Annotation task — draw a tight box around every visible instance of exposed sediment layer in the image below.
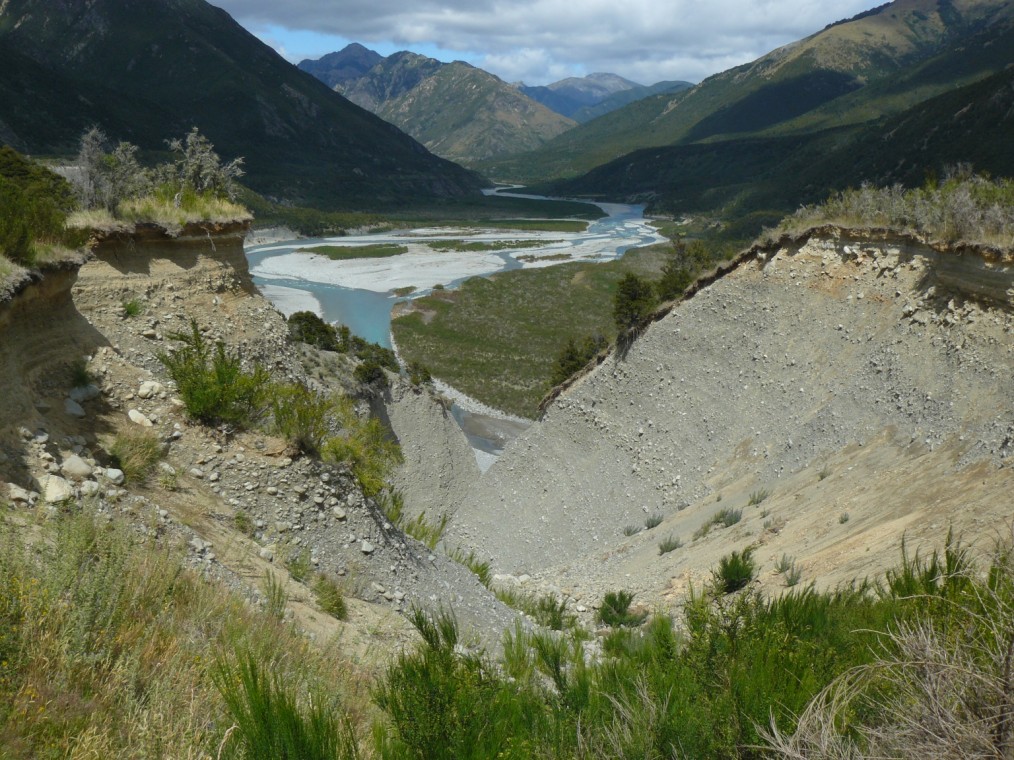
[449,230,1014,586]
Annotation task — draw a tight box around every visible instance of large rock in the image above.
[128,409,154,427]
[42,475,74,503]
[64,398,86,418]
[61,455,93,480]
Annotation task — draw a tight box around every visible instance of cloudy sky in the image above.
[214,0,884,86]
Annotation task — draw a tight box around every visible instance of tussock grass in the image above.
[117,190,251,230]
[0,512,366,758]
[658,535,683,555]
[109,427,164,484]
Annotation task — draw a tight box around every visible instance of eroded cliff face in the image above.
[1,221,517,651]
[447,229,1014,607]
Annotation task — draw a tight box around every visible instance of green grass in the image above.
[714,548,757,593]
[297,243,409,260]
[392,245,668,418]
[312,574,349,621]
[0,510,367,758]
[428,239,560,252]
[597,590,648,628]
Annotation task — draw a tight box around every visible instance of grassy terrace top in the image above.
[764,172,1014,253]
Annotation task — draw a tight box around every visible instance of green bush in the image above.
[407,360,432,386]
[285,549,312,584]
[324,399,401,497]
[613,272,656,333]
[312,574,348,621]
[157,319,271,427]
[658,535,683,555]
[272,383,335,456]
[644,513,663,530]
[714,548,756,594]
[374,533,1008,760]
[374,608,551,760]
[214,650,358,760]
[446,546,493,588]
[354,360,389,389]
[549,333,607,386]
[288,311,341,351]
[598,590,648,628]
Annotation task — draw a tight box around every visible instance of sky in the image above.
[213,0,885,86]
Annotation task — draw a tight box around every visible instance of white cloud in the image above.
[216,0,882,84]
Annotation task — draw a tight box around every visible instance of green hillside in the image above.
[539,62,1014,235]
[481,0,1014,184]
[0,0,484,209]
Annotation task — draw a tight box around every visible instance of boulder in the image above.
[128,409,154,427]
[42,475,74,503]
[61,455,93,480]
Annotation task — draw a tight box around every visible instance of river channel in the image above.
[245,191,665,466]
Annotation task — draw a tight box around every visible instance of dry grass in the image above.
[763,532,1014,759]
[768,171,1014,251]
[118,194,251,229]
[0,256,29,299]
[0,510,370,759]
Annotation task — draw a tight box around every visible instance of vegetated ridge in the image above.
[482,0,1014,201]
[0,0,484,208]
[300,47,576,165]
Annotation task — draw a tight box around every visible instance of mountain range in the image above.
[483,0,1014,226]
[0,0,483,208]
[297,47,693,164]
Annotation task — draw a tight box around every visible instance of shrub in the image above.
[714,548,756,594]
[213,650,358,760]
[69,357,94,388]
[550,333,608,386]
[351,339,398,372]
[285,549,312,583]
[622,524,640,537]
[839,511,850,524]
[380,492,450,549]
[158,319,271,427]
[324,398,401,497]
[353,360,389,389]
[446,546,493,588]
[407,360,432,386]
[716,507,743,527]
[312,574,348,621]
[234,510,255,536]
[109,428,164,484]
[261,571,287,620]
[644,513,663,530]
[748,489,770,506]
[287,311,340,351]
[271,383,335,456]
[122,298,143,318]
[598,590,648,628]
[658,535,683,555]
[613,272,656,332]
[817,465,832,481]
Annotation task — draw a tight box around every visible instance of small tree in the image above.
[157,127,244,203]
[613,273,656,333]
